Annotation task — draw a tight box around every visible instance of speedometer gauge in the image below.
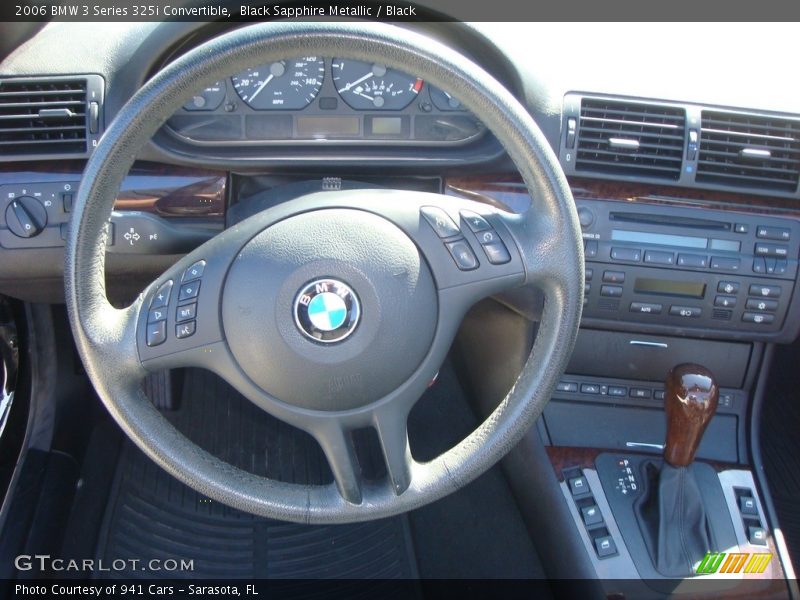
[332,59,422,110]
[231,57,325,110]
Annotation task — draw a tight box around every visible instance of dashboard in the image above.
[168,56,484,146]
[1,20,799,333]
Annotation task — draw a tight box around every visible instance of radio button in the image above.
[630,302,663,314]
[775,259,788,275]
[734,223,749,234]
[746,298,778,312]
[677,254,709,268]
[602,270,625,284]
[742,312,775,325]
[585,268,593,281]
[757,226,790,241]
[600,285,623,297]
[717,281,740,294]
[710,257,741,271]
[754,243,789,258]
[748,284,781,298]
[753,257,766,274]
[669,305,702,318]
[610,247,641,262]
[584,240,598,258]
[714,295,737,309]
[644,250,675,265]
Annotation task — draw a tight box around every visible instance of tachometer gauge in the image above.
[182,81,226,111]
[429,86,465,111]
[231,57,325,110]
[332,59,422,110]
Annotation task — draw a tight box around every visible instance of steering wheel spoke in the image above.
[313,422,364,505]
[373,406,414,496]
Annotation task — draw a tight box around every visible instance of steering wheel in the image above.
[65,22,583,523]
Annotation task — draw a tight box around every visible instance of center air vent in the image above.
[0,75,103,161]
[575,98,686,180]
[696,111,800,193]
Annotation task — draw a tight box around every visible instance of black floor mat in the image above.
[92,369,418,581]
[64,364,546,582]
[761,342,800,570]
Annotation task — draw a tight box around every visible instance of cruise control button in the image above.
[669,305,702,318]
[176,302,197,323]
[481,241,511,265]
[150,280,173,310]
[147,308,167,324]
[176,321,196,339]
[742,312,774,325]
[445,240,479,270]
[748,284,781,298]
[146,321,167,347]
[745,298,778,312]
[182,259,206,282]
[459,210,492,233]
[421,206,460,238]
[178,281,201,302]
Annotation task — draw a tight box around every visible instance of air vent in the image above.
[575,98,686,180]
[696,111,800,193]
[0,75,103,161]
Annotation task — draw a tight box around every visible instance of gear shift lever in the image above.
[664,364,719,467]
[635,363,720,577]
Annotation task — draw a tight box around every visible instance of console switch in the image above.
[594,535,618,558]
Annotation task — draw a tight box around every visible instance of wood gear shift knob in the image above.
[663,363,719,467]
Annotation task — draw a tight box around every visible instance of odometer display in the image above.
[232,57,325,110]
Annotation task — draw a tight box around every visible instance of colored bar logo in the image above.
[696,552,772,574]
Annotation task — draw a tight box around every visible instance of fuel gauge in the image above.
[429,86,465,111]
[183,81,226,111]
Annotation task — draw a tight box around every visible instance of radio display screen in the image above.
[634,278,706,299]
[611,229,741,253]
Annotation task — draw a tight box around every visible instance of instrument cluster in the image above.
[166,56,484,146]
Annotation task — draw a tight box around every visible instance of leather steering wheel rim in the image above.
[65,21,583,524]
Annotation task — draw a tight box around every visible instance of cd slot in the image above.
[609,211,731,231]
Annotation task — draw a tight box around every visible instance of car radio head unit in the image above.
[577,199,800,341]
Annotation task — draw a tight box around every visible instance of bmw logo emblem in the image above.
[294,278,361,343]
